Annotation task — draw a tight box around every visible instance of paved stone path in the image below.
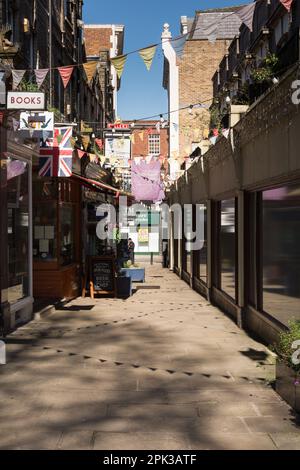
[0,263,299,450]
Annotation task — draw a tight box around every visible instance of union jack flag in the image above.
[39,126,73,177]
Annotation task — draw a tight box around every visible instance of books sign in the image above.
[7,92,45,110]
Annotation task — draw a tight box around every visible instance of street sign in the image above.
[7,92,45,110]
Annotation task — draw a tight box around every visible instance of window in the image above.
[262,184,300,325]
[60,205,75,266]
[274,13,289,45]
[148,134,160,155]
[220,199,237,300]
[7,158,30,304]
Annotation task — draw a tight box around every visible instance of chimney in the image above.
[181,16,188,35]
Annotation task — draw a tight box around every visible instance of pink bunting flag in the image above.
[12,70,26,90]
[77,149,86,159]
[35,69,49,89]
[280,0,293,12]
[58,66,74,89]
[95,138,103,150]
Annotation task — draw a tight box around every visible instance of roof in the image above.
[189,10,243,40]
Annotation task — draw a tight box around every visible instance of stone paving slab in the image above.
[0,262,299,450]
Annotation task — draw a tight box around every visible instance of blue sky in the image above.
[83,0,245,120]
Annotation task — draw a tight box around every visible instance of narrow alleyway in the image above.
[0,262,299,450]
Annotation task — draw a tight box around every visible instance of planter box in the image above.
[276,361,300,413]
[120,268,145,283]
[116,276,132,299]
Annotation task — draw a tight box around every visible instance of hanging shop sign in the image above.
[7,92,45,110]
[88,256,116,298]
[108,123,130,129]
[105,135,131,167]
[19,111,54,132]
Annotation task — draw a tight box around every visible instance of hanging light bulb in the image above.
[160,114,165,124]
[131,122,135,128]
[91,133,95,139]
[189,105,193,115]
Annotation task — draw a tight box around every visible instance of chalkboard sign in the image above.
[89,256,116,298]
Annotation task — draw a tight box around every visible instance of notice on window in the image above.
[39,239,49,253]
[45,226,55,240]
[34,226,45,240]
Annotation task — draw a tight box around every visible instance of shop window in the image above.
[7,158,30,304]
[60,205,75,266]
[220,199,237,300]
[199,204,208,283]
[33,202,57,261]
[262,184,300,325]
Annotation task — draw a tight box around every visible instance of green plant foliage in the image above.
[274,321,300,372]
[19,79,39,92]
[47,106,64,122]
[251,54,279,84]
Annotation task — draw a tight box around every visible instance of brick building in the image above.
[128,121,169,159]
[84,24,125,126]
[162,7,242,179]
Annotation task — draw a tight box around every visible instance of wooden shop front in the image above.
[32,175,81,299]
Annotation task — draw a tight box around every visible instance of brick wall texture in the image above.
[129,122,169,158]
[179,39,230,156]
[84,27,112,56]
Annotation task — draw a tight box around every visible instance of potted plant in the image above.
[274,321,300,412]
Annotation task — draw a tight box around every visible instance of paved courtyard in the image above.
[0,263,299,450]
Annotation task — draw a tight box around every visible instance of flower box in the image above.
[120,268,145,283]
[276,361,300,413]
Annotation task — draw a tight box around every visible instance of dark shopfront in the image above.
[0,114,35,333]
[168,67,300,345]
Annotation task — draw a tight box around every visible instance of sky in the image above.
[83,0,246,121]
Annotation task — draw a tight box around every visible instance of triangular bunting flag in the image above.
[35,69,49,89]
[280,0,293,12]
[130,134,135,145]
[12,70,26,90]
[77,149,86,159]
[138,131,144,142]
[82,135,90,151]
[95,138,103,150]
[171,34,188,59]
[83,61,98,83]
[58,66,74,88]
[156,122,161,134]
[111,55,127,79]
[222,129,230,139]
[139,45,157,71]
[236,2,256,32]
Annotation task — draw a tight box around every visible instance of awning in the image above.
[72,173,133,199]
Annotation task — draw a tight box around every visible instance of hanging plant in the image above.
[251,53,279,84]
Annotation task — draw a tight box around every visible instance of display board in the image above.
[87,256,116,298]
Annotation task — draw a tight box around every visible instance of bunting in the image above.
[77,149,86,159]
[12,70,26,90]
[35,69,49,89]
[83,61,98,83]
[280,0,293,12]
[95,138,103,150]
[236,2,256,32]
[58,66,74,88]
[138,131,144,142]
[111,55,127,79]
[130,134,135,145]
[171,34,188,59]
[81,135,90,151]
[139,45,157,71]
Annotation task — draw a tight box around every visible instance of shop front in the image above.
[32,175,81,299]
[1,115,35,333]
